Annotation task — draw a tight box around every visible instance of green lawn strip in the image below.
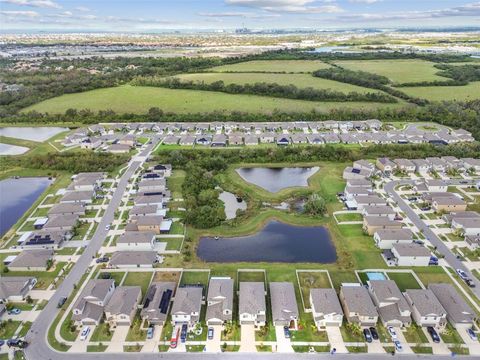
[238,271,265,283]
[386,272,421,291]
[55,247,77,255]
[90,322,113,342]
[209,60,332,73]
[99,271,125,286]
[297,271,331,308]
[440,323,464,344]
[186,345,205,352]
[402,324,428,343]
[87,344,108,352]
[256,345,272,352]
[166,169,186,199]
[60,312,79,342]
[180,271,210,286]
[345,346,367,353]
[122,272,152,296]
[123,344,142,352]
[448,345,469,355]
[335,213,363,222]
[162,237,183,251]
[340,322,364,343]
[126,310,146,342]
[411,346,433,354]
[0,320,22,338]
[169,221,184,235]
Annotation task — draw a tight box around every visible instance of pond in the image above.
[236,167,319,193]
[0,127,68,142]
[219,191,247,220]
[0,177,53,237]
[197,220,336,263]
[0,143,29,155]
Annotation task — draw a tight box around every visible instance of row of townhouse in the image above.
[376,156,480,175]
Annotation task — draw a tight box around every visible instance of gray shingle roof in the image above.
[206,278,234,322]
[105,286,141,315]
[404,289,446,317]
[109,251,157,266]
[341,285,378,317]
[428,283,476,325]
[239,282,265,316]
[8,249,53,269]
[310,288,343,316]
[171,287,203,315]
[269,282,299,323]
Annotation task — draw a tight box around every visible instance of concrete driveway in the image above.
[168,325,186,353]
[69,325,95,353]
[205,325,222,353]
[458,327,480,354]
[421,327,450,355]
[396,328,413,354]
[239,324,257,352]
[105,325,129,353]
[274,326,293,353]
[141,325,162,353]
[325,326,348,353]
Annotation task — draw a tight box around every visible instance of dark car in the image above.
[369,327,379,340]
[7,338,28,349]
[283,326,290,339]
[427,326,440,343]
[57,296,67,308]
[0,340,4,347]
[96,256,109,264]
[466,279,476,288]
[363,328,373,343]
[100,273,112,279]
[180,324,188,343]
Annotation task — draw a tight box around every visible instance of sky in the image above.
[0,0,479,32]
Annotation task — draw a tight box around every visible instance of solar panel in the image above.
[352,168,361,174]
[159,289,172,314]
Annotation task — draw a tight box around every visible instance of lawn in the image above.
[180,271,210,287]
[171,72,385,95]
[163,237,183,251]
[23,85,405,115]
[401,81,480,102]
[126,311,146,342]
[209,60,332,73]
[0,320,22,338]
[334,59,445,84]
[122,272,152,296]
[90,322,113,342]
[166,169,185,199]
[386,272,421,291]
[403,324,428,343]
[297,271,332,308]
[335,212,363,222]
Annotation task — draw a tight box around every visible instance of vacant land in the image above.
[334,59,445,84]
[24,85,404,114]
[209,60,331,73]
[401,81,480,101]
[172,72,384,95]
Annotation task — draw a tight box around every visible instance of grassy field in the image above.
[401,81,480,101]
[23,85,405,115]
[171,72,383,95]
[209,60,331,73]
[334,59,445,84]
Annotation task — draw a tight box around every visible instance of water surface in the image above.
[236,167,319,193]
[197,220,336,263]
[0,127,68,141]
[0,143,29,155]
[0,177,52,236]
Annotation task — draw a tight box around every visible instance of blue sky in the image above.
[0,0,479,32]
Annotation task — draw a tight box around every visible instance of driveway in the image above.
[239,324,257,352]
[457,327,480,354]
[168,325,186,353]
[105,325,129,353]
[274,326,293,353]
[69,325,95,353]
[396,328,413,354]
[325,326,348,353]
[421,327,450,355]
[141,325,162,353]
[205,325,222,353]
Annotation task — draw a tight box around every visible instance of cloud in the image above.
[197,11,280,18]
[0,10,39,17]
[225,0,342,13]
[75,6,90,12]
[0,0,61,9]
[349,0,381,4]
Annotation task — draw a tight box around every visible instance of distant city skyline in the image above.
[0,0,479,32]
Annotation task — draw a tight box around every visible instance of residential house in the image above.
[363,216,403,236]
[206,277,234,325]
[129,205,163,218]
[109,251,158,268]
[432,196,467,213]
[72,279,115,325]
[362,206,396,220]
[270,282,299,329]
[310,288,343,329]
[391,243,431,266]
[43,214,79,232]
[451,218,480,237]
[368,280,411,327]
[211,134,227,147]
[411,159,431,173]
[116,232,156,251]
[465,235,480,250]
[376,157,397,173]
[342,167,372,181]
[104,286,142,327]
[352,160,375,173]
[393,159,416,173]
[171,287,203,330]
[239,282,266,328]
[403,289,447,329]
[353,196,387,211]
[60,190,94,204]
[47,203,85,216]
[107,143,131,154]
[425,179,447,192]
[141,282,176,325]
[373,228,414,249]
[339,285,378,326]
[7,249,53,271]
[0,277,37,303]
[346,179,372,188]
[20,230,68,250]
[244,135,258,146]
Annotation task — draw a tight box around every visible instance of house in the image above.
[363,216,403,236]
[426,157,447,172]
[403,289,447,329]
[376,157,396,173]
[354,196,387,210]
[171,287,203,330]
[129,205,164,218]
[310,288,343,328]
[119,134,136,147]
[362,206,396,220]
[307,135,324,145]
[116,232,156,251]
[239,282,266,328]
[150,164,172,177]
[425,179,447,192]
[321,133,340,144]
[342,167,372,181]
[134,195,165,207]
[339,285,378,326]
[109,251,158,268]
[138,178,166,192]
[259,133,275,143]
[368,280,411,327]
[20,230,68,250]
[141,282,176,325]
[291,134,308,144]
[47,203,85,216]
[72,279,115,325]
[70,172,104,191]
[451,218,480,237]
[270,282,299,329]
[107,143,131,154]
[228,134,243,146]
[393,159,416,173]
[163,135,180,145]
[465,235,480,250]
[432,196,467,213]
[244,135,258,146]
[7,249,53,271]
[373,228,414,249]
[461,158,480,172]
[60,190,94,204]
[391,243,431,266]
[43,214,79,232]
[276,136,290,146]
[196,135,212,146]
[346,179,372,188]
[344,186,371,200]
[352,160,375,173]
[206,277,234,325]
[0,277,37,303]
[428,283,476,329]
[211,134,227,147]
[104,286,142,327]
[412,159,431,173]
[130,215,164,234]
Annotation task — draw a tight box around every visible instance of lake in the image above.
[0,143,29,155]
[0,127,68,141]
[197,220,336,263]
[219,191,247,219]
[0,177,52,237]
[236,167,319,193]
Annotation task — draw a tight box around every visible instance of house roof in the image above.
[374,229,413,241]
[117,232,155,244]
[141,282,176,322]
[341,285,378,317]
[8,249,53,269]
[428,283,475,325]
[310,288,343,316]
[404,289,446,317]
[72,279,114,313]
[368,280,410,313]
[48,203,85,215]
[0,277,35,299]
[105,286,141,315]
[61,190,94,202]
[171,287,203,315]
[129,205,158,216]
[110,251,157,266]
[392,243,431,257]
[363,206,395,215]
[364,216,402,227]
[269,282,299,322]
[206,277,234,322]
[239,282,266,316]
[44,214,79,229]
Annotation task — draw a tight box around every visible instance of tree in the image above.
[303,193,327,216]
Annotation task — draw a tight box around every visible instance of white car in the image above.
[387,326,397,339]
[80,326,91,341]
[456,269,469,281]
[105,224,110,231]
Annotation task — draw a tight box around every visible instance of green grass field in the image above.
[334,59,445,84]
[401,81,480,101]
[23,85,404,114]
[172,72,384,95]
[209,60,331,73]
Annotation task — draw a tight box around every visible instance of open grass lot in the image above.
[172,72,384,95]
[209,60,331,73]
[166,169,185,199]
[334,59,445,84]
[122,272,152,296]
[386,272,421,291]
[180,270,210,286]
[401,81,480,102]
[23,85,405,115]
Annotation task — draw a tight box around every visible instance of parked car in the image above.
[0,340,4,347]
[387,326,397,339]
[7,338,27,349]
[369,327,379,340]
[105,224,110,231]
[466,279,476,288]
[467,328,477,341]
[460,180,469,184]
[283,326,290,339]
[8,308,21,315]
[456,269,469,281]
[57,296,67,308]
[180,324,187,343]
[427,327,440,343]
[363,328,372,343]
[208,327,214,340]
[170,328,180,349]
[100,272,112,279]
[420,207,431,211]
[96,256,109,263]
[80,326,91,341]
[147,326,154,340]
[394,340,403,352]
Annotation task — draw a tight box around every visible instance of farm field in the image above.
[171,72,385,95]
[334,59,446,83]
[209,59,331,73]
[23,85,405,114]
[400,81,480,101]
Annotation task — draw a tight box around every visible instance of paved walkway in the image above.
[274,326,293,353]
[325,326,348,353]
[141,325,162,353]
[239,325,257,352]
[421,328,450,355]
[105,325,130,353]
[205,325,222,353]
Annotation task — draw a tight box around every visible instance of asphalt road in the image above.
[384,179,480,297]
